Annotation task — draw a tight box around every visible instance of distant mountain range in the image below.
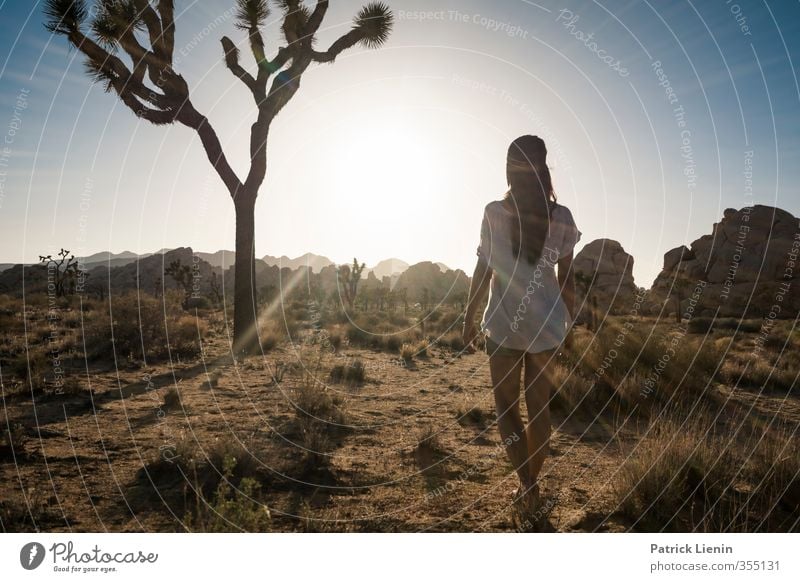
[0,250,449,277]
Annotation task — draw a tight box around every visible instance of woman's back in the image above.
[477,200,581,352]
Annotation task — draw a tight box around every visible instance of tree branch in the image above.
[304,1,329,37]
[310,29,364,63]
[221,36,259,97]
[177,104,244,197]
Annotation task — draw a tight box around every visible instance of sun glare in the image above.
[326,119,450,223]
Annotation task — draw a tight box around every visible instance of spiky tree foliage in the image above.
[44,0,394,353]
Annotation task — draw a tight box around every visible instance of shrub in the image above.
[0,422,27,462]
[184,455,271,532]
[400,343,415,363]
[688,317,714,334]
[162,387,181,409]
[290,362,350,478]
[615,413,739,531]
[84,292,205,362]
[456,405,492,428]
[746,428,800,517]
[413,424,447,470]
[292,382,347,430]
[345,324,370,346]
[329,359,366,386]
[385,335,402,352]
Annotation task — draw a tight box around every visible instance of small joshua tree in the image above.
[164,259,194,309]
[39,248,81,297]
[337,258,365,309]
[209,271,223,306]
[44,0,393,353]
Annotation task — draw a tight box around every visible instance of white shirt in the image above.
[477,200,582,353]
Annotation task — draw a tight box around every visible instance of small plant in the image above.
[292,383,347,430]
[415,424,446,458]
[269,361,287,386]
[456,405,492,428]
[0,422,27,461]
[400,343,415,364]
[162,387,181,410]
[289,359,350,480]
[329,360,366,386]
[184,455,271,532]
[0,486,54,532]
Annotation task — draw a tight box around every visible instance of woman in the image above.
[462,135,581,523]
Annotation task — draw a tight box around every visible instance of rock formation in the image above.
[651,205,799,318]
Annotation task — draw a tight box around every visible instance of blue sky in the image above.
[0,0,799,286]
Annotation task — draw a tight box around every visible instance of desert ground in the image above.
[1,292,798,533]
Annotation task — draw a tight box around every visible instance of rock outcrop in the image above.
[650,205,799,318]
[573,239,639,316]
[393,262,470,305]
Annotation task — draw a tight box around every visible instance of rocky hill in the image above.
[651,205,799,318]
[365,258,409,280]
[261,252,334,273]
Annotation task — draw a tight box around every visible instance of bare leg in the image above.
[489,353,531,489]
[523,349,555,487]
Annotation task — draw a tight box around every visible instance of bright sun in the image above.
[325,119,451,224]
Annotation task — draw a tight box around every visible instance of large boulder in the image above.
[650,205,799,318]
[573,239,639,316]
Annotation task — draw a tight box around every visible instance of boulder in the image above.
[664,245,693,271]
[573,239,638,316]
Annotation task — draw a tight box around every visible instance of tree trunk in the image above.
[233,193,259,354]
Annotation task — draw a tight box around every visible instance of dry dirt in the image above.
[1,336,645,533]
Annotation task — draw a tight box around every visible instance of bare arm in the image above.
[463,256,492,349]
[558,251,576,320]
[557,252,576,349]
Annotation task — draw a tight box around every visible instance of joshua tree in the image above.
[394,287,408,313]
[337,258,365,309]
[44,0,393,352]
[39,249,80,297]
[209,271,223,306]
[164,259,194,309]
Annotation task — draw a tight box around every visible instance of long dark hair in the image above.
[505,135,557,266]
